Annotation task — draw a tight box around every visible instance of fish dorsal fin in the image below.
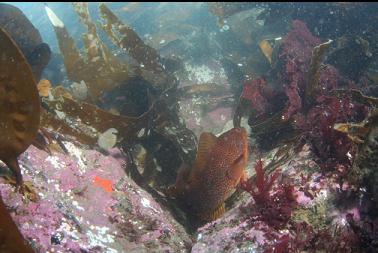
[189,132,217,181]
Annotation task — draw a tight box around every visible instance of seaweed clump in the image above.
[45,3,198,193]
[232,20,378,251]
[45,3,129,103]
[235,20,368,176]
[240,160,297,230]
[208,2,257,24]
[240,160,362,252]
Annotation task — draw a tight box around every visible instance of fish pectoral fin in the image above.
[198,203,225,222]
[226,169,243,186]
[189,132,217,181]
[240,170,248,184]
[226,153,247,184]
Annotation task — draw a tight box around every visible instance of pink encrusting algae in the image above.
[0,142,191,252]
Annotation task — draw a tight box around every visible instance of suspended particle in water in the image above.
[222,24,230,31]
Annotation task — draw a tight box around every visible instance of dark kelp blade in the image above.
[0,27,40,184]
[0,3,51,80]
[42,94,151,147]
[0,196,34,252]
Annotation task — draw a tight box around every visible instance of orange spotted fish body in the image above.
[169,127,248,221]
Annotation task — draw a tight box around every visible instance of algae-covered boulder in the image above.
[0,142,192,252]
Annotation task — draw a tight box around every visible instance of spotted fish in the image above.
[168,127,249,221]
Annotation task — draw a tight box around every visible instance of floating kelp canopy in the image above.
[99,3,165,75]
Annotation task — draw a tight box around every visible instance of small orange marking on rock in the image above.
[93,176,114,193]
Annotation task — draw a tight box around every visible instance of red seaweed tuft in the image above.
[239,19,369,180]
[241,160,297,229]
[241,160,280,205]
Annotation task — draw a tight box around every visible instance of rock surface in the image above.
[0,142,191,253]
[191,145,361,252]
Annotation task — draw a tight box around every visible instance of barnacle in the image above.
[0,27,40,186]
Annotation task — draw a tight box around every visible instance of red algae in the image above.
[240,160,297,230]
[239,19,369,179]
[241,78,275,116]
[239,20,324,123]
[192,144,366,252]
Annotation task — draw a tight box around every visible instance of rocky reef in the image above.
[0,143,191,252]
[1,2,378,253]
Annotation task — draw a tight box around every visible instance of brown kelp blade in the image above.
[305,39,332,108]
[0,27,40,184]
[0,196,34,252]
[46,3,129,102]
[99,3,164,74]
[42,93,152,147]
[208,3,256,22]
[99,3,174,90]
[330,89,378,108]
